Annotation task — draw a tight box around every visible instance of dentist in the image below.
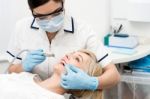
[7,0,120,91]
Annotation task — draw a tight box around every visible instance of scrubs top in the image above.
[7,14,112,79]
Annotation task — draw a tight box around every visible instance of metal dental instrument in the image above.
[44,53,55,57]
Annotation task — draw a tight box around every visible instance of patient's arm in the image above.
[8,64,24,73]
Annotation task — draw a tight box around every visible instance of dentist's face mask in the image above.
[33,6,64,33]
[36,14,64,33]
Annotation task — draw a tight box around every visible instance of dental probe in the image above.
[44,53,55,57]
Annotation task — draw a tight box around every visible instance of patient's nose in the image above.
[66,54,70,60]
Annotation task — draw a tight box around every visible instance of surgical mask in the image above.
[36,14,64,33]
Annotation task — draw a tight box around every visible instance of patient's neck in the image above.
[38,73,66,95]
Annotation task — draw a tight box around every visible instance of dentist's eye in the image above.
[38,16,47,20]
[52,12,61,17]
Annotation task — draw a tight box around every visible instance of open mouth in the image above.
[60,55,68,67]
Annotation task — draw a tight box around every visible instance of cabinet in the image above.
[104,66,150,99]
[112,0,150,22]
[119,72,150,99]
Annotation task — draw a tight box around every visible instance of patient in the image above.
[0,49,102,99]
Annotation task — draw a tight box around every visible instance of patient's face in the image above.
[54,51,91,75]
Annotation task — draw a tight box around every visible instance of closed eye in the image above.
[75,57,80,62]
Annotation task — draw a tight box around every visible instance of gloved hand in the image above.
[60,64,99,91]
[22,49,46,72]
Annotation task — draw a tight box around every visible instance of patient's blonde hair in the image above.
[68,49,103,99]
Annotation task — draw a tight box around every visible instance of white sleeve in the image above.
[84,26,112,68]
[6,21,22,64]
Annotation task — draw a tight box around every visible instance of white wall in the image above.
[0,0,110,53]
[65,0,110,39]
[111,0,150,39]
[0,0,31,53]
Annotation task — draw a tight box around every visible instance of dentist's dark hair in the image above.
[28,0,63,10]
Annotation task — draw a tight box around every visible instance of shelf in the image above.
[109,44,150,64]
[121,73,150,85]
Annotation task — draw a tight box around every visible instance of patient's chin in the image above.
[53,64,65,75]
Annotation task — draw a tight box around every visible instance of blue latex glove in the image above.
[61,64,99,91]
[22,49,46,72]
